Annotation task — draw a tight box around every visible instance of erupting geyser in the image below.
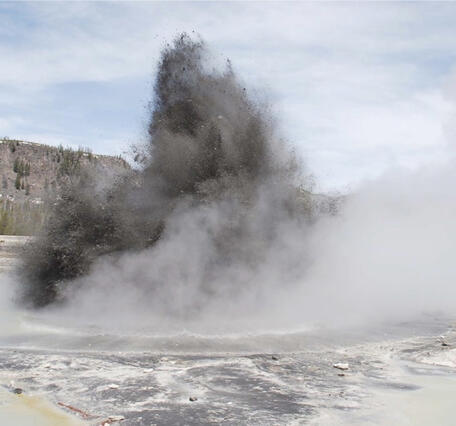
[17,34,317,317]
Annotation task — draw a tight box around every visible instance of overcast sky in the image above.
[1,2,456,192]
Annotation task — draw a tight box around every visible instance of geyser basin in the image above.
[5,30,456,425]
[1,306,455,425]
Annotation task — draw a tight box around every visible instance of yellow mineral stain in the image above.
[0,388,86,426]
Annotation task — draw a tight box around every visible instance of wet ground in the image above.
[1,316,456,425]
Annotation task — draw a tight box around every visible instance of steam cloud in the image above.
[17,34,319,324]
[15,34,456,335]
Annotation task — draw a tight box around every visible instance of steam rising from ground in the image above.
[60,163,456,334]
[16,34,313,325]
[11,34,456,335]
[300,164,456,327]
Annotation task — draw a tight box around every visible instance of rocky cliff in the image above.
[0,139,128,202]
[0,139,129,235]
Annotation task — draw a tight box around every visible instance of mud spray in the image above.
[13,34,456,334]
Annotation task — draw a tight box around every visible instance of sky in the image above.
[1,1,456,192]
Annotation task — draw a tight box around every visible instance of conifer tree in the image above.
[19,160,25,177]
[15,174,21,190]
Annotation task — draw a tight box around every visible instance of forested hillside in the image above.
[0,138,128,235]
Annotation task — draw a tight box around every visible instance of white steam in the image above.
[301,162,456,326]
[42,159,456,335]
